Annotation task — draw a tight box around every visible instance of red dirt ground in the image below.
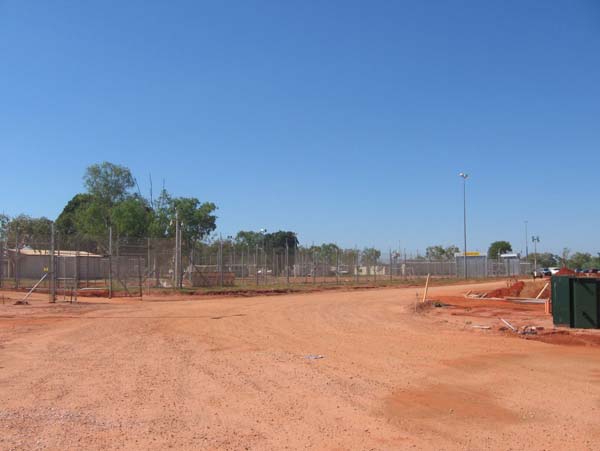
[1,280,600,450]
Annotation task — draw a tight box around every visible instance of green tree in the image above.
[568,252,593,270]
[426,245,459,260]
[235,230,264,249]
[6,215,52,249]
[0,213,9,240]
[84,162,135,205]
[172,197,218,245]
[560,248,571,266]
[235,230,298,250]
[488,241,512,258]
[146,192,217,243]
[74,200,111,238]
[55,193,95,237]
[527,252,558,268]
[425,245,445,260]
[267,231,299,249]
[148,188,172,238]
[111,196,151,238]
[361,247,381,265]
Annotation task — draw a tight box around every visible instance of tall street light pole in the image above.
[459,172,469,279]
[532,236,540,271]
[525,221,529,261]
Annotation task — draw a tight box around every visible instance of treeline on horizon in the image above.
[0,162,597,268]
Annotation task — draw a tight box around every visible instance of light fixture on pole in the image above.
[525,221,529,261]
[459,173,469,278]
[531,236,540,270]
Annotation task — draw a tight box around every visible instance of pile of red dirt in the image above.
[556,267,576,276]
[486,281,525,298]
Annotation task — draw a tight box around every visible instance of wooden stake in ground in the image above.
[536,282,549,299]
[421,273,430,303]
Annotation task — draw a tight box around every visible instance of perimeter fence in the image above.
[0,228,532,298]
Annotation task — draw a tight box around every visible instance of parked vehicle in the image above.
[548,267,560,275]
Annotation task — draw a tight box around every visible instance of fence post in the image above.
[255,244,259,285]
[0,239,4,288]
[174,211,180,289]
[336,248,340,285]
[49,223,56,302]
[138,256,143,299]
[108,226,113,299]
[286,241,289,285]
[75,244,80,299]
[374,256,377,283]
[272,248,276,283]
[240,246,244,281]
[219,238,224,287]
[355,250,359,284]
[14,228,19,289]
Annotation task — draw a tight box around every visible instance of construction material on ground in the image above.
[15,273,48,305]
[304,354,325,360]
[536,283,550,299]
[519,325,540,335]
[464,292,488,299]
[421,274,430,303]
[501,318,517,332]
[504,297,547,304]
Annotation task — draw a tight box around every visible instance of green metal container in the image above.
[572,278,600,329]
[551,276,572,326]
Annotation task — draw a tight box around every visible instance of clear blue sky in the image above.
[1,1,599,255]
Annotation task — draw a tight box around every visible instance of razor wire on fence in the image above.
[0,227,533,298]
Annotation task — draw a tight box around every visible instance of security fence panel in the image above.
[0,226,540,294]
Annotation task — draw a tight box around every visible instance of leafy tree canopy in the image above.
[527,252,558,268]
[568,252,594,270]
[0,213,9,240]
[235,230,298,249]
[426,244,459,261]
[5,215,52,249]
[361,247,381,265]
[84,162,135,205]
[172,197,217,244]
[56,193,95,237]
[111,196,151,238]
[488,241,512,258]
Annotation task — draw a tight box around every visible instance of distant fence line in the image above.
[0,231,532,298]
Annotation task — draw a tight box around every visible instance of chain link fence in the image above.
[0,228,533,298]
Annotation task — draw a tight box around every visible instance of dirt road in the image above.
[1,281,599,450]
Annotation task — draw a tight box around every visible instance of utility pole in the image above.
[336,248,340,285]
[15,227,19,289]
[108,226,113,299]
[49,223,56,302]
[0,238,3,289]
[459,172,469,279]
[255,244,259,285]
[285,240,289,285]
[219,235,224,287]
[174,211,180,289]
[532,236,540,271]
[525,221,529,262]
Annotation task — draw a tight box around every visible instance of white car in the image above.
[548,267,560,275]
